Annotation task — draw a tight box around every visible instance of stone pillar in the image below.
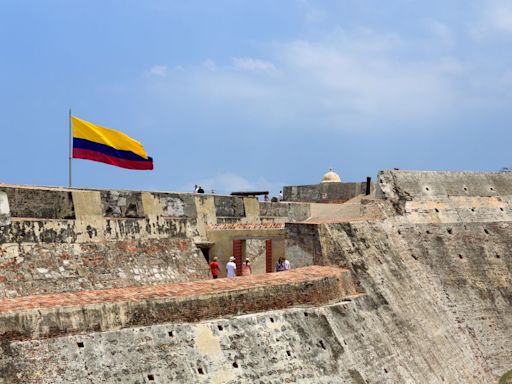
[0,191,10,226]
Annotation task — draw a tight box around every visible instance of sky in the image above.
[1,0,512,195]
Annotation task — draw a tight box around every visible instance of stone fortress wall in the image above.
[0,184,316,298]
[1,171,512,383]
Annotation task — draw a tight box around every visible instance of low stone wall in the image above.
[0,266,355,341]
[283,181,372,203]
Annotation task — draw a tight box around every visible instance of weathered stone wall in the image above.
[0,304,361,384]
[259,201,310,222]
[283,181,373,203]
[0,186,75,219]
[0,185,311,298]
[282,170,512,382]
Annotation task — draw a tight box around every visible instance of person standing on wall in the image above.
[242,259,252,276]
[226,256,237,278]
[209,256,220,279]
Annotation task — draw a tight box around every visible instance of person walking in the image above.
[242,259,252,276]
[209,257,220,279]
[226,256,237,278]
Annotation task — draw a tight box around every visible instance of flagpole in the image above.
[68,108,72,188]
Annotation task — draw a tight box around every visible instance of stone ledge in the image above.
[0,266,355,340]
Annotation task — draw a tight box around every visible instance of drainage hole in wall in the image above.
[232,362,239,368]
[217,325,223,331]
[490,187,494,191]
[471,208,475,212]
[447,228,453,235]
[397,229,401,235]
[286,351,291,357]
[270,317,274,323]
[411,254,418,260]
[197,368,204,375]
[484,228,490,235]
[77,342,84,348]
[458,254,463,260]
[464,187,468,191]
[304,312,309,317]
[496,254,501,259]
[147,374,155,381]
[426,230,431,234]
[168,331,174,337]
[384,368,388,374]
[425,187,430,191]
[435,208,439,213]
[500,207,505,211]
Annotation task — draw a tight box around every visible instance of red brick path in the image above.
[0,266,348,314]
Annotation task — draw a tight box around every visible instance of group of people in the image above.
[263,190,284,203]
[193,185,205,194]
[209,256,291,278]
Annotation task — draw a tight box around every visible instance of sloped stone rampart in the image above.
[0,266,355,341]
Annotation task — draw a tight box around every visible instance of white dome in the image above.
[321,169,341,183]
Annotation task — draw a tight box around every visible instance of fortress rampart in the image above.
[1,171,512,383]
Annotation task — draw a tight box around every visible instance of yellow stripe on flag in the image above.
[71,116,148,159]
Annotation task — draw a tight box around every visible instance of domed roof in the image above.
[321,169,341,183]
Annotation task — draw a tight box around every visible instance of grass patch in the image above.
[499,370,512,384]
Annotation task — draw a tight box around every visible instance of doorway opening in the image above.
[199,247,210,263]
[233,239,273,276]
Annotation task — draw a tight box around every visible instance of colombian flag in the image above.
[71,116,154,170]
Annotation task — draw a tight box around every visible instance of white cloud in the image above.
[487,0,512,33]
[202,59,217,70]
[148,65,168,77]
[470,0,512,38]
[232,57,276,72]
[143,27,507,133]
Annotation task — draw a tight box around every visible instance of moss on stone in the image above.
[500,370,512,384]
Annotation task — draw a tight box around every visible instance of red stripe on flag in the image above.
[73,148,153,170]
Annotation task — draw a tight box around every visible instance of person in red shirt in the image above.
[209,256,220,279]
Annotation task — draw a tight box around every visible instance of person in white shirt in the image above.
[226,256,237,278]
[283,257,291,270]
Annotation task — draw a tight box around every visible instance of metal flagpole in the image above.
[68,108,72,188]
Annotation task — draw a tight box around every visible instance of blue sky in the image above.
[1,0,511,195]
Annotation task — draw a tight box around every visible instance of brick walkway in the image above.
[0,266,347,314]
